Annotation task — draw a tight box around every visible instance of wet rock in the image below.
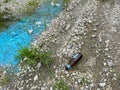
[28,30,33,34]
[51,2,60,7]
[35,21,41,27]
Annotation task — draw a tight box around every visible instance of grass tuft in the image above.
[53,79,69,90]
[17,47,53,68]
[27,1,39,6]
[1,77,9,85]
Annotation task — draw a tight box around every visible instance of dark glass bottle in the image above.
[65,53,83,70]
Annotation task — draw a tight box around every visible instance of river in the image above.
[0,0,63,67]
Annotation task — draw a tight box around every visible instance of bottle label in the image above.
[73,53,79,59]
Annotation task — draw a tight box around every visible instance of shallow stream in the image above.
[0,0,63,66]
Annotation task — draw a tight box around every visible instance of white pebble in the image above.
[99,82,106,87]
[37,63,41,70]
[34,75,38,81]
[28,30,33,34]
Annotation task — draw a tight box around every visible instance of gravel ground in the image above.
[1,0,120,90]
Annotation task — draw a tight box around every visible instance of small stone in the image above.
[91,35,96,38]
[31,86,37,89]
[55,70,59,73]
[97,88,100,90]
[93,28,97,31]
[65,24,71,30]
[103,62,107,66]
[50,87,53,90]
[55,3,61,6]
[53,66,56,69]
[19,87,24,90]
[99,82,106,87]
[34,75,38,81]
[3,71,7,75]
[88,20,93,23]
[90,83,94,87]
[75,81,78,85]
[107,60,114,67]
[64,71,68,74]
[71,72,76,76]
[104,48,109,51]
[104,79,107,82]
[51,2,60,6]
[35,21,41,27]
[36,63,41,70]
[28,30,33,34]
[114,73,116,77]
[66,74,70,78]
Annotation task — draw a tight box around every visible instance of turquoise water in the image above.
[0,0,63,66]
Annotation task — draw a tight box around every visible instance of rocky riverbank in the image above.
[0,0,44,30]
[0,0,44,18]
[1,0,120,90]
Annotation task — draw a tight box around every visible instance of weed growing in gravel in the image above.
[53,79,69,90]
[0,22,4,30]
[17,47,53,68]
[27,0,40,13]
[80,77,89,85]
[27,1,39,6]
[52,0,58,4]
[63,0,70,8]
[3,0,10,3]
[0,77,9,85]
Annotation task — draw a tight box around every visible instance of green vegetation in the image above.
[99,0,113,2]
[0,22,5,30]
[53,79,69,90]
[63,0,70,8]
[27,1,39,6]
[17,47,53,68]
[80,77,89,85]
[0,8,13,30]
[52,0,58,4]
[3,0,10,3]
[1,77,9,85]
[27,0,40,13]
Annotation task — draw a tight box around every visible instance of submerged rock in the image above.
[27,30,33,34]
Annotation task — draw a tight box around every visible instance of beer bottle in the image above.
[65,53,83,70]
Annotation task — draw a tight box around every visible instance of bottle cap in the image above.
[65,64,71,70]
